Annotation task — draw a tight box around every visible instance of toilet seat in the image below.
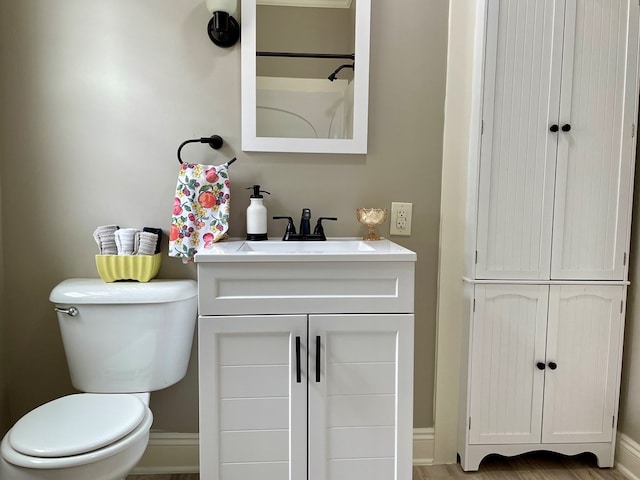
[10,394,146,458]
[0,394,153,470]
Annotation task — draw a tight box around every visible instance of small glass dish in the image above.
[356,208,388,241]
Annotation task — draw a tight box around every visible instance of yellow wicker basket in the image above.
[95,254,162,282]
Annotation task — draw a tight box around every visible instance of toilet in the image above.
[0,278,198,480]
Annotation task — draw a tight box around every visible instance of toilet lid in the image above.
[9,393,147,458]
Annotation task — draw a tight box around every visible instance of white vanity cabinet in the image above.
[459,0,640,471]
[195,240,416,480]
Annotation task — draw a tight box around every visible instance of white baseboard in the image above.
[136,429,640,476]
[133,433,200,474]
[413,427,435,465]
[133,428,436,474]
[616,433,640,480]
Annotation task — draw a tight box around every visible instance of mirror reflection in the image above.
[241,0,370,154]
[256,1,356,140]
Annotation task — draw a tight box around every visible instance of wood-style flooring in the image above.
[126,451,630,479]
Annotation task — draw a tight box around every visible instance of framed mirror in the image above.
[241,0,371,154]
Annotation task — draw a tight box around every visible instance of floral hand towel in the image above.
[169,162,230,260]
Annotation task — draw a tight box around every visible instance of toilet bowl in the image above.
[0,279,198,479]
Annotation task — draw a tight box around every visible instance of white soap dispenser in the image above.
[246,185,270,241]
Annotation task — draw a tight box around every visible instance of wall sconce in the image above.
[206,0,240,48]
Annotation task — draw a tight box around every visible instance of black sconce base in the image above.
[208,15,240,48]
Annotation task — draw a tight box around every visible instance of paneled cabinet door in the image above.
[308,314,414,480]
[475,0,639,281]
[468,285,549,444]
[198,315,308,480]
[550,0,639,281]
[475,0,563,280]
[542,285,624,443]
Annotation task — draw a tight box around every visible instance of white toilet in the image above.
[0,278,198,480]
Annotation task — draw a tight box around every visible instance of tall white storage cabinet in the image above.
[459,0,640,471]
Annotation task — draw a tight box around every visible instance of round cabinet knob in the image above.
[561,124,571,132]
[548,362,558,370]
[536,362,546,370]
[549,124,559,132]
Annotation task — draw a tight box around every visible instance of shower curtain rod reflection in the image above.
[257,51,355,60]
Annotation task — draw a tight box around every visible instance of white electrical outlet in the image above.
[390,202,413,236]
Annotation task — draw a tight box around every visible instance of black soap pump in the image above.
[246,185,270,241]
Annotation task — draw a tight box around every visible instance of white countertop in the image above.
[194,237,417,263]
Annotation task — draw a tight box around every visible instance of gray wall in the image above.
[0,175,6,435]
[0,0,448,433]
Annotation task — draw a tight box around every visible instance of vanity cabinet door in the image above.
[542,285,624,443]
[198,315,308,480]
[307,314,414,480]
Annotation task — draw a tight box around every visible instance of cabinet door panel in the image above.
[308,314,413,480]
[220,397,289,430]
[551,0,639,280]
[327,362,396,395]
[220,462,288,480]
[219,365,290,398]
[475,0,564,279]
[199,315,307,480]
[327,395,396,427]
[469,285,548,444]
[220,430,289,463]
[542,285,624,443]
[328,426,395,459]
[329,458,395,480]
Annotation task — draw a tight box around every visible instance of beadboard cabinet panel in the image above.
[475,0,562,280]
[474,0,638,281]
[550,0,638,280]
[462,284,626,469]
[542,285,624,443]
[468,285,548,445]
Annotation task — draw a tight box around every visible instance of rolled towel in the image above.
[143,227,163,253]
[93,225,119,255]
[115,228,140,255]
[137,232,159,256]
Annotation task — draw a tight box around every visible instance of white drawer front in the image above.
[197,261,415,315]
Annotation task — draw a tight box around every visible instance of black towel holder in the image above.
[177,135,237,167]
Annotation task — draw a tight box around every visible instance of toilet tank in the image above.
[49,278,198,393]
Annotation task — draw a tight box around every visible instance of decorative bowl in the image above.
[356,208,388,241]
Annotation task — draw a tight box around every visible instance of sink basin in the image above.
[194,238,416,263]
[238,240,375,254]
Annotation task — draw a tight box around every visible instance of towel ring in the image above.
[177,135,224,164]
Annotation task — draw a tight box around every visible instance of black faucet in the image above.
[273,209,337,241]
[300,208,312,236]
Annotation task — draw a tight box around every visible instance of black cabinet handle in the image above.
[536,362,546,370]
[316,336,321,382]
[295,336,301,383]
[550,124,559,132]
[548,361,558,370]
[561,124,571,132]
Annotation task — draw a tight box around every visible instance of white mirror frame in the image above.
[241,0,371,154]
